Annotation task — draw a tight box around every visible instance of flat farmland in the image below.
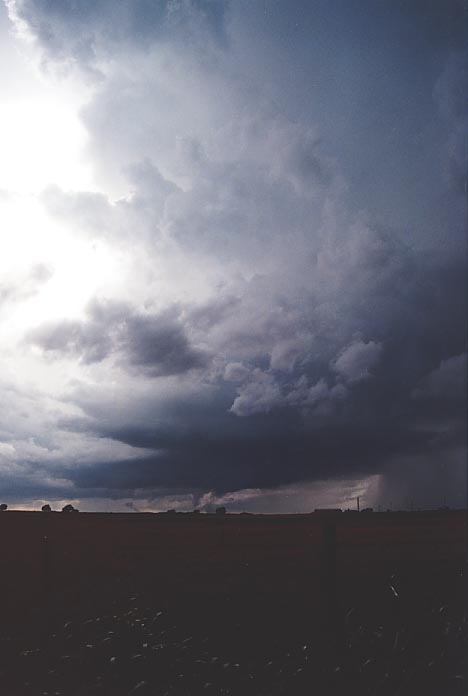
[0,510,466,695]
[0,510,465,619]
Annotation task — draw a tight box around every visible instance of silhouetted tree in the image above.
[42,504,52,512]
[0,503,7,511]
[215,506,226,515]
[62,503,78,513]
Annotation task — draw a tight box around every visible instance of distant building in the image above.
[215,506,227,515]
[361,507,374,513]
[192,509,201,514]
[166,509,176,514]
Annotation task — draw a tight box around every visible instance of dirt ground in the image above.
[0,510,466,695]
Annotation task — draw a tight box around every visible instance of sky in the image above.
[0,0,466,513]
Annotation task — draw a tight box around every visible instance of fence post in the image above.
[322,523,336,605]
[321,522,342,649]
[219,520,225,548]
[42,534,52,621]
[42,536,51,587]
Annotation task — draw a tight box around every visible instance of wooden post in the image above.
[42,535,52,634]
[321,522,342,650]
[322,523,336,610]
[218,517,225,548]
[43,535,51,590]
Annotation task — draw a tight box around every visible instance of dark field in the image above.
[0,510,466,695]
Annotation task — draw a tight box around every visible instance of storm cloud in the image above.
[28,300,208,375]
[0,0,466,511]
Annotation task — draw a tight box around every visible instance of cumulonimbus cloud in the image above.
[0,0,466,510]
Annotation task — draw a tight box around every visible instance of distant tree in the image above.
[62,503,78,513]
[166,508,176,514]
[0,503,7,511]
[41,504,52,512]
[192,509,200,514]
[215,506,226,515]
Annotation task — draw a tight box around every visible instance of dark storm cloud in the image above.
[28,238,465,503]
[68,420,432,495]
[3,0,466,510]
[227,0,468,253]
[65,354,465,497]
[28,300,208,376]
[60,243,465,498]
[122,312,208,376]
[412,354,466,401]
